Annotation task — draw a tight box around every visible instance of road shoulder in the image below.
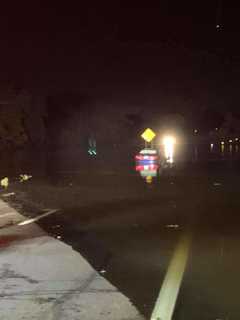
[0,199,144,320]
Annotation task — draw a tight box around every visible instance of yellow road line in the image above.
[151,232,191,320]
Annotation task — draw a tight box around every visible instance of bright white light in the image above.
[235,138,239,141]
[229,139,233,143]
[163,136,176,146]
[163,136,176,163]
[221,141,224,145]
[210,143,214,153]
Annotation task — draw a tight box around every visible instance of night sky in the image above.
[0,1,240,114]
[1,2,239,48]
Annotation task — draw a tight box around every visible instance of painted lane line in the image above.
[151,232,191,320]
[18,209,59,226]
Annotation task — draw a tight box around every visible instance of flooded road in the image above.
[6,141,240,319]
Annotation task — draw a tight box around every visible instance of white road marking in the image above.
[18,209,59,226]
[151,232,191,320]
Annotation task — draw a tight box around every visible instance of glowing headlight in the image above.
[163,136,176,146]
[163,136,176,163]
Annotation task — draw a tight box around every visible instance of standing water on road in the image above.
[133,141,240,319]
[3,141,240,319]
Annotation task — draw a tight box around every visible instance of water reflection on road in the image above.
[133,141,240,319]
[40,141,240,320]
[188,141,240,162]
[135,141,240,184]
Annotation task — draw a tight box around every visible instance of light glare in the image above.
[163,136,176,163]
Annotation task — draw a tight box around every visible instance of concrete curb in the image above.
[0,199,145,320]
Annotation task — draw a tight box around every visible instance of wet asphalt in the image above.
[4,150,240,319]
[31,159,240,319]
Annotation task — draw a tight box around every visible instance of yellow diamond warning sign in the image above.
[141,128,156,142]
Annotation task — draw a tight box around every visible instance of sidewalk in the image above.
[0,199,145,320]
